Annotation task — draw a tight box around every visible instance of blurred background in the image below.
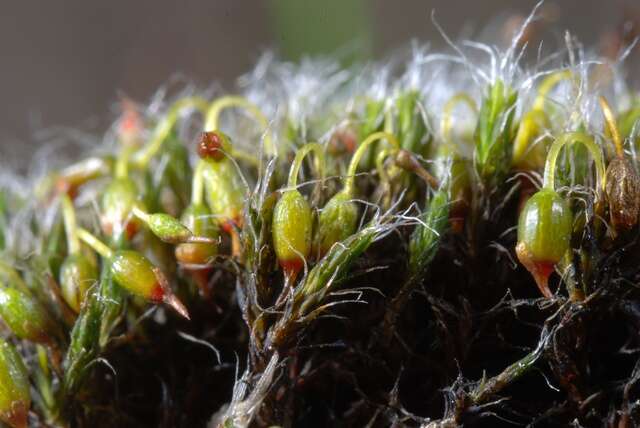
[0,0,638,165]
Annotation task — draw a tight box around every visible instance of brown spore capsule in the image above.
[197,131,231,161]
[605,157,640,233]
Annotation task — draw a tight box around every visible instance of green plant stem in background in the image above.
[532,70,572,112]
[286,142,325,189]
[441,92,478,144]
[600,96,624,158]
[344,131,400,196]
[76,229,113,259]
[133,96,209,168]
[60,195,80,255]
[204,96,275,157]
[543,132,605,193]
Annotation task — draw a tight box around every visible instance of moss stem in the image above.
[77,228,113,259]
[344,131,400,196]
[114,144,134,179]
[134,96,209,168]
[287,142,325,188]
[599,96,624,158]
[60,194,80,254]
[204,96,274,156]
[532,70,572,112]
[543,132,606,195]
[131,206,150,223]
[191,160,207,205]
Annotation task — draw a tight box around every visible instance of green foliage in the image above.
[4,26,640,427]
[474,80,518,187]
[0,339,30,428]
[408,189,450,277]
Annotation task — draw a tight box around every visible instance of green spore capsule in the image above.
[175,204,218,266]
[147,213,193,244]
[51,156,112,199]
[272,190,313,281]
[516,131,605,299]
[0,339,30,428]
[0,286,56,345]
[132,206,215,245]
[59,254,98,313]
[100,177,145,241]
[110,250,189,319]
[516,188,572,298]
[316,191,358,257]
[202,159,245,233]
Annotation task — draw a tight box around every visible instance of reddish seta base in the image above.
[3,401,28,428]
[281,258,304,285]
[515,241,556,299]
[149,283,165,304]
[220,216,241,234]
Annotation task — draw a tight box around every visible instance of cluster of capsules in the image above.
[1,29,640,426]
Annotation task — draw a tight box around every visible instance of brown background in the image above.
[0,0,634,165]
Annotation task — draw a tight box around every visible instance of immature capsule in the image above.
[59,254,98,313]
[272,190,313,281]
[110,250,189,319]
[604,154,640,233]
[53,157,111,199]
[146,213,194,244]
[202,159,245,233]
[175,204,219,266]
[101,177,145,240]
[0,286,56,344]
[516,188,573,298]
[316,192,358,257]
[0,339,30,428]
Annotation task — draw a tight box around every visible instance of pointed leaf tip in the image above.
[164,293,190,320]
